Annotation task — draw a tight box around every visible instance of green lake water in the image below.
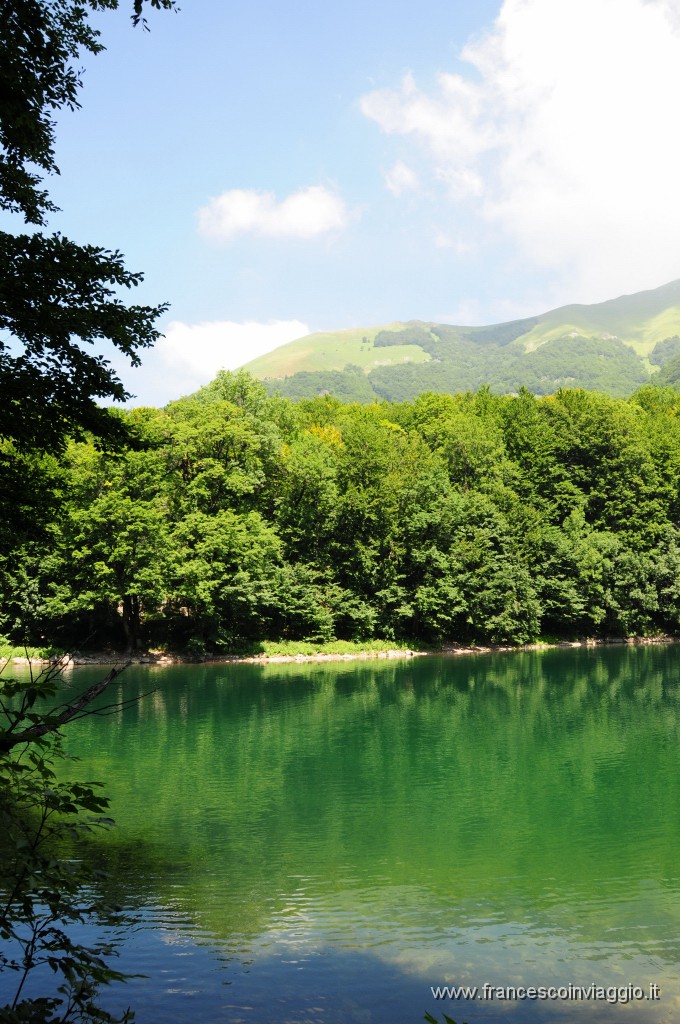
[5,646,680,1023]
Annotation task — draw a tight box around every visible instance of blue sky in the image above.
[42,0,680,404]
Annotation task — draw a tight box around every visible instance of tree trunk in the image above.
[121,594,141,651]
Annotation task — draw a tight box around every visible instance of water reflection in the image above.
[11,646,680,1022]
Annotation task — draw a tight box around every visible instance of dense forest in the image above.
[5,372,680,654]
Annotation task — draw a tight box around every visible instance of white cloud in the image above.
[197,186,349,241]
[116,320,310,407]
[385,160,419,196]
[156,319,309,385]
[361,0,680,302]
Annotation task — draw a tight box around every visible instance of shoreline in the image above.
[4,634,677,669]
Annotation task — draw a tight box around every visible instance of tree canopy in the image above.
[0,0,175,453]
[7,373,680,654]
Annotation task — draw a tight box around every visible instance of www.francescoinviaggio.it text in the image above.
[430,981,661,1004]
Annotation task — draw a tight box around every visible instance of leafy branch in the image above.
[0,662,137,1023]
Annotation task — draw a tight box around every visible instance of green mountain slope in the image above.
[243,323,431,377]
[513,279,680,359]
[241,279,680,402]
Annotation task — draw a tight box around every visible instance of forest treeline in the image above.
[5,372,680,653]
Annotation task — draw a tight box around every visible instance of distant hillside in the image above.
[240,280,680,402]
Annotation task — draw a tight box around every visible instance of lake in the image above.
[4,646,680,1023]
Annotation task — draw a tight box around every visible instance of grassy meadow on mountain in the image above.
[242,279,680,403]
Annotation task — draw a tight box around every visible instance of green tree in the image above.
[0,0,175,455]
[275,427,341,563]
[1,3,176,1019]
[40,443,173,650]
[405,390,513,491]
[384,490,539,644]
[172,509,284,649]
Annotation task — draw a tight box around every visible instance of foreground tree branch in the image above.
[0,661,131,753]
[0,659,137,1023]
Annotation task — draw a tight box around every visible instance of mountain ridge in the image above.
[240,279,680,402]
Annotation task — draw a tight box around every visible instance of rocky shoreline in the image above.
[3,634,676,669]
